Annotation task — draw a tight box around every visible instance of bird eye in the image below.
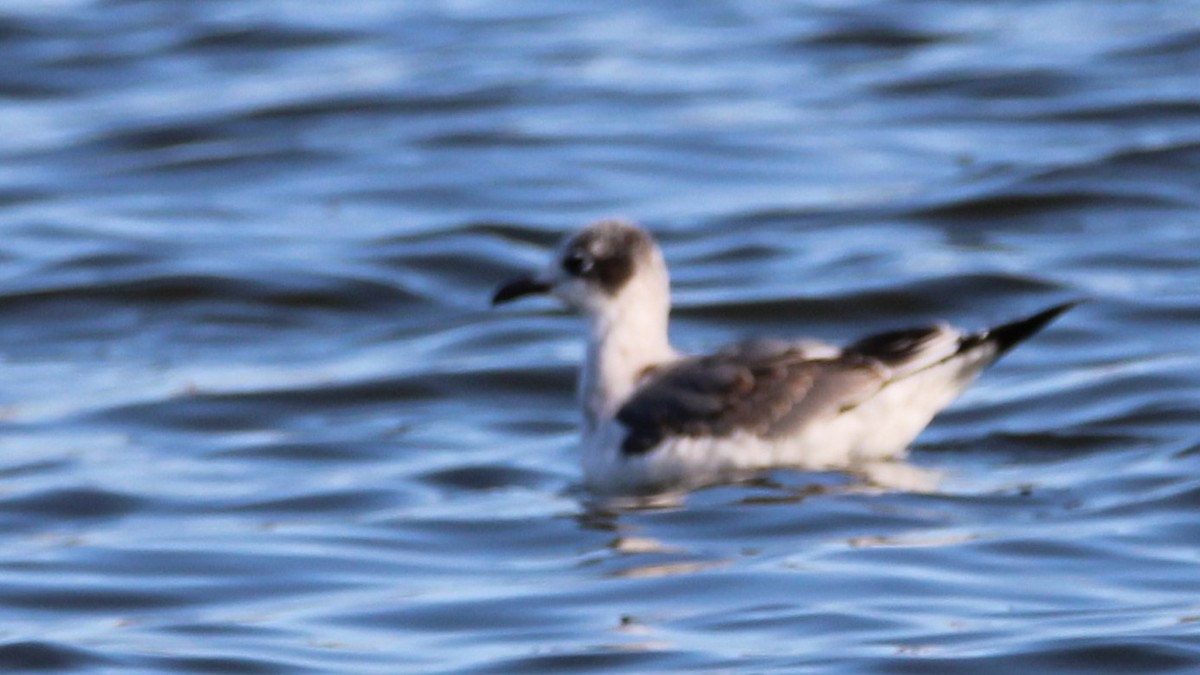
[562,251,592,276]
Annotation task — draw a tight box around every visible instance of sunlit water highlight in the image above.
[0,1,1198,672]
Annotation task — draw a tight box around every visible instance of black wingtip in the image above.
[984,299,1083,357]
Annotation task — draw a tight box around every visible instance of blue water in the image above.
[1,1,1199,672]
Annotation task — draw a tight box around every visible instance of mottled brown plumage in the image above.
[616,302,1077,456]
[617,339,881,454]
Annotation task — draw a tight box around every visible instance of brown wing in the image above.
[616,340,884,455]
[615,305,1078,456]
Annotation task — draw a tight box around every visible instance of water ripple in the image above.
[0,0,1197,672]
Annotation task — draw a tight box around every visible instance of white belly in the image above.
[582,357,982,495]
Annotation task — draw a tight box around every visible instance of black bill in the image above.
[492,275,552,305]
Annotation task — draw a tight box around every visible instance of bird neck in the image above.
[580,293,674,431]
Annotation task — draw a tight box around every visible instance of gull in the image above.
[492,219,1076,495]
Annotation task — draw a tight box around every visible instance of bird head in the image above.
[492,220,668,320]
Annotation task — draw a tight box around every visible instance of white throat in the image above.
[579,275,676,431]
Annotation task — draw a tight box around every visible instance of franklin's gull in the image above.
[493,219,1075,495]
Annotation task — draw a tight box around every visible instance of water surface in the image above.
[1,1,1199,672]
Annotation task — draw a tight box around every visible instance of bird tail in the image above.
[909,299,1081,409]
[960,300,1081,362]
